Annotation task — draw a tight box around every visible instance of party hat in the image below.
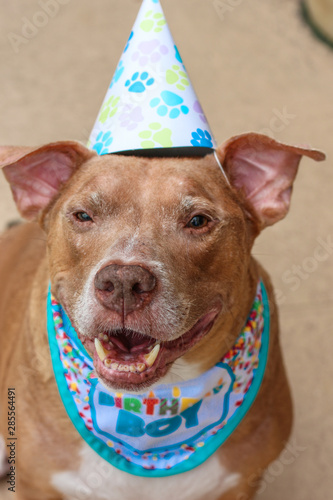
[88,0,217,157]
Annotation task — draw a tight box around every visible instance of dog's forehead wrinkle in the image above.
[72,159,145,203]
[86,190,109,211]
[65,188,109,217]
[178,195,220,215]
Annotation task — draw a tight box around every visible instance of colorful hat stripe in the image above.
[88,0,217,156]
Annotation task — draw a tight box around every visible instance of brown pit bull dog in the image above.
[0,134,325,500]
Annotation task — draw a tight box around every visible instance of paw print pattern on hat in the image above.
[125,71,155,93]
[132,39,168,66]
[98,96,120,124]
[124,31,134,53]
[139,122,172,148]
[140,10,166,33]
[190,129,214,148]
[193,100,208,124]
[88,0,216,155]
[92,131,113,155]
[150,91,189,119]
[109,61,125,89]
[166,65,189,91]
[119,105,144,131]
[174,45,183,64]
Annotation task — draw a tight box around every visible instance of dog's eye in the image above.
[75,212,93,223]
[187,215,209,229]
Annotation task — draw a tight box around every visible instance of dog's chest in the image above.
[51,443,240,500]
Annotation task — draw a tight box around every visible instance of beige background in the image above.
[0,0,332,498]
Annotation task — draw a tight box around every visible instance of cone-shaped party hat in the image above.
[88,0,215,155]
[88,0,217,157]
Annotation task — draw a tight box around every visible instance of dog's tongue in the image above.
[94,332,161,375]
[109,331,154,353]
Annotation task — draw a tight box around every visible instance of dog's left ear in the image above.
[217,133,325,229]
[0,141,96,220]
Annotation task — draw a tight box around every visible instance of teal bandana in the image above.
[47,281,270,478]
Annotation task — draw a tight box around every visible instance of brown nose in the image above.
[94,264,156,316]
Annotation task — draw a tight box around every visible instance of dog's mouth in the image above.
[82,308,220,391]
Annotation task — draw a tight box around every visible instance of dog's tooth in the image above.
[118,364,130,372]
[95,338,109,362]
[103,359,147,373]
[103,334,109,342]
[144,344,160,367]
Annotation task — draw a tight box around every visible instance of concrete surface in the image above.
[0,0,332,498]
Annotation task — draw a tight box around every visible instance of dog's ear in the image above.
[217,133,325,229]
[0,141,96,220]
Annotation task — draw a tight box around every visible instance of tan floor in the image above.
[0,0,332,498]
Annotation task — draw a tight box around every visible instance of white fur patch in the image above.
[51,443,240,500]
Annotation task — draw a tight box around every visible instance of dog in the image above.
[0,133,325,500]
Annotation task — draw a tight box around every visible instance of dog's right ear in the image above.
[0,141,96,220]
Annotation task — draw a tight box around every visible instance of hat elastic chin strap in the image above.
[214,151,231,187]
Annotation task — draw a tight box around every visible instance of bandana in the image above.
[47,280,270,477]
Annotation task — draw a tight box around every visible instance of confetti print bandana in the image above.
[47,281,270,477]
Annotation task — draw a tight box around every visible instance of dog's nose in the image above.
[94,264,156,315]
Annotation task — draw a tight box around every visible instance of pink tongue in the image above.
[109,335,153,353]
[130,343,151,353]
[110,337,129,352]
